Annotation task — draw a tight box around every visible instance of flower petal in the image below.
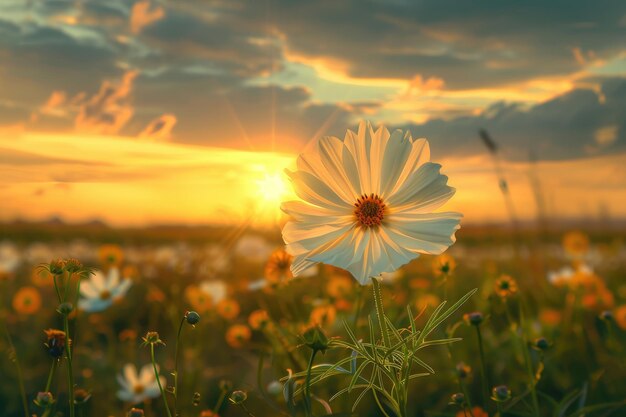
[140,364,157,385]
[107,267,120,289]
[90,270,107,291]
[386,162,455,213]
[123,364,138,387]
[79,280,99,298]
[391,137,430,195]
[280,201,351,226]
[286,170,348,209]
[385,212,462,255]
[343,121,373,194]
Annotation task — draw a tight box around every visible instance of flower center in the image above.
[354,194,385,228]
[133,384,145,394]
[100,290,111,300]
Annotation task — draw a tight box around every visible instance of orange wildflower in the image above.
[217,299,240,321]
[334,298,353,312]
[226,324,251,348]
[432,253,456,276]
[98,244,124,267]
[494,274,518,298]
[326,275,353,298]
[562,231,589,257]
[457,407,489,417]
[409,278,431,290]
[539,308,562,327]
[184,285,212,313]
[264,248,293,284]
[12,286,42,315]
[614,305,626,330]
[31,267,54,287]
[415,294,440,312]
[248,309,270,330]
[310,304,336,327]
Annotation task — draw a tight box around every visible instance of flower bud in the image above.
[450,392,465,406]
[127,408,145,417]
[266,380,283,395]
[142,331,164,346]
[73,388,91,404]
[456,362,471,379]
[532,337,550,351]
[464,311,484,326]
[219,379,232,392]
[64,258,83,273]
[599,310,613,321]
[34,392,54,407]
[44,329,68,358]
[185,311,200,325]
[230,390,248,404]
[302,326,330,353]
[49,259,65,275]
[57,302,74,315]
[491,385,511,402]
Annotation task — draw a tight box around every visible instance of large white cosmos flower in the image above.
[281,121,461,285]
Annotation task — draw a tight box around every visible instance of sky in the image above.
[0,0,625,226]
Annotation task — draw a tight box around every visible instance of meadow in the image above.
[1,221,625,417]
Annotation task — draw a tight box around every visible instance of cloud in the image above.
[264,0,625,89]
[130,0,165,34]
[399,76,626,161]
[75,70,138,134]
[139,113,177,140]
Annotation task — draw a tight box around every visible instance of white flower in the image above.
[281,121,461,285]
[234,234,273,263]
[0,241,20,275]
[116,363,165,404]
[79,268,131,312]
[198,280,228,303]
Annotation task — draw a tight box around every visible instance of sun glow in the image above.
[256,172,290,204]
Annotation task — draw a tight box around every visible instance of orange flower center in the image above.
[133,384,145,394]
[354,194,385,227]
[100,290,111,300]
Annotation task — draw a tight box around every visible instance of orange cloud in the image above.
[139,114,178,141]
[130,0,165,34]
[75,70,138,135]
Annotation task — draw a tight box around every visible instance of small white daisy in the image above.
[116,363,165,404]
[79,268,131,313]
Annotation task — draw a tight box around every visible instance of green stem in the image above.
[213,390,227,414]
[304,349,317,417]
[45,359,57,393]
[519,305,540,417]
[475,326,489,405]
[53,274,62,304]
[63,315,75,417]
[239,402,256,417]
[371,277,391,348]
[173,316,186,415]
[496,402,503,417]
[3,325,29,417]
[372,389,393,417]
[151,344,173,417]
[352,285,364,330]
[459,380,475,417]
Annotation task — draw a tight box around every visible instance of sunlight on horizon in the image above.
[1,131,625,227]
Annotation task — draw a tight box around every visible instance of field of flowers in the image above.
[1,224,625,417]
[2,124,626,417]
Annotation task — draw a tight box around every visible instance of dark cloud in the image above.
[0,19,120,109]
[131,69,361,150]
[399,76,626,161]
[254,0,626,88]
